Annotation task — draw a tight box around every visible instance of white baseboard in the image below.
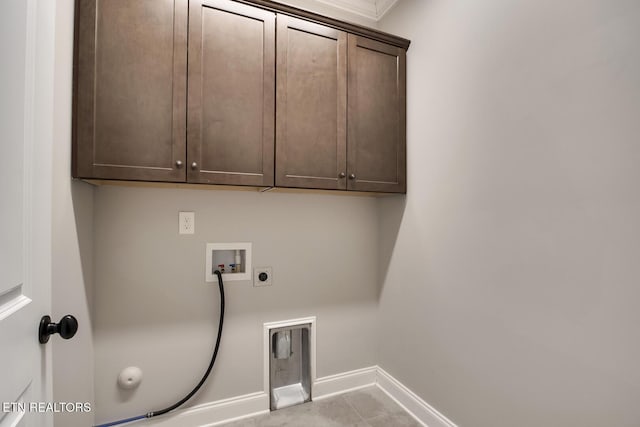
[376,367,457,427]
[117,366,455,427]
[313,366,377,400]
[135,391,269,427]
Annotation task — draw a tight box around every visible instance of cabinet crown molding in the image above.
[233,0,410,49]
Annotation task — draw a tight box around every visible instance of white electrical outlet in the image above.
[179,211,195,234]
[253,267,273,287]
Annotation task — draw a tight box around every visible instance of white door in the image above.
[1,0,56,426]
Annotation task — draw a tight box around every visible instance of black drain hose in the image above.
[95,270,225,427]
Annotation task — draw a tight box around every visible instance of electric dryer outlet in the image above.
[254,267,273,287]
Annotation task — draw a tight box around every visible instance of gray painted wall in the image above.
[378,1,640,426]
[51,1,95,426]
[92,187,379,423]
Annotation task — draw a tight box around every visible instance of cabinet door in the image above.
[347,35,406,193]
[74,0,188,181]
[275,15,347,190]
[188,0,275,186]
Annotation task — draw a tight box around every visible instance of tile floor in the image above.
[220,386,421,427]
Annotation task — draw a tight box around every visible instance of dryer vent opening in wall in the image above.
[270,324,312,410]
[264,317,316,412]
[206,242,252,282]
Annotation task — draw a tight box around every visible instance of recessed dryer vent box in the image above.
[205,242,252,282]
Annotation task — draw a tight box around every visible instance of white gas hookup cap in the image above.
[118,366,143,390]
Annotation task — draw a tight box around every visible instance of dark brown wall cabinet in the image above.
[73,0,409,193]
[276,26,407,193]
[74,0,188,182]
[188,0,275,186]
[347,35,406,193]
[276,16,347,190]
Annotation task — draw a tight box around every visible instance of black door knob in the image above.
[39,315,78,344]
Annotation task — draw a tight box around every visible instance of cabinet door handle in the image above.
[349,173,356,180]
[339,172,346,178]
[175,160,183,168]
[191,162,198,170]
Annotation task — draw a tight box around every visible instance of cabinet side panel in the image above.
[75,0,97,178]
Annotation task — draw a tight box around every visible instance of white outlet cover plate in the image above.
[179,211,195,234]
[254,267,273,287]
